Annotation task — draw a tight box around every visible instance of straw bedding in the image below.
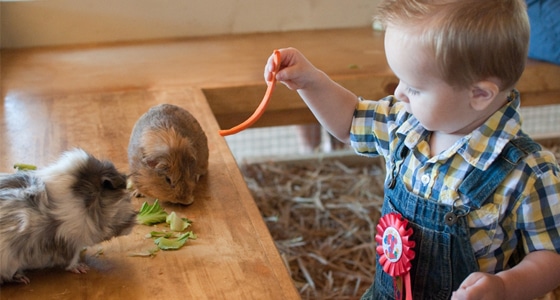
[240,142,560,300]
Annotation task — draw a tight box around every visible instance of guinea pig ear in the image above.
[143,157,159,169]
[101,174,126,190]
[142,155,169,172]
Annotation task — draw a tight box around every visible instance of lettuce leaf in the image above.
[166,211,192,232]
[135,200,197,252]
[128,247,160,257]
[154,231,197,250]
[136,199,168,225]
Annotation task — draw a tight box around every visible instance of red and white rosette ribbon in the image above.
[375,212,416,300]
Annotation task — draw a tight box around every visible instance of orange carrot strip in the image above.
[219,50,281,136]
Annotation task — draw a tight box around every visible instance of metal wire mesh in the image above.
[226,104,560,161]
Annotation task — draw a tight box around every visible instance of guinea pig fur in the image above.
[0,148,137,285]
[128,104,209,205]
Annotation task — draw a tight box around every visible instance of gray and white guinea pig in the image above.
[127,104,209,205]
[0,148,137,285]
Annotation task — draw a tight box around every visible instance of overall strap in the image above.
[458,135,542,208]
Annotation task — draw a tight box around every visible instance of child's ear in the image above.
[470,80,500,111]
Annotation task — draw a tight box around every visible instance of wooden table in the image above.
[1,27,559,299]
[0,88,301,299]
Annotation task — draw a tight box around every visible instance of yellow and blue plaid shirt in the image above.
[350,90,560,273]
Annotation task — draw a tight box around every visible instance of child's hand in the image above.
[263,47,358,143]
[263,47,321,91]
[452,272,505,300]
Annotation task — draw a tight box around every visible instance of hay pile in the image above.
[240,141,560,300]
[241,156,386,300]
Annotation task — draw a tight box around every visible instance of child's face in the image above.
[384,25,479,135]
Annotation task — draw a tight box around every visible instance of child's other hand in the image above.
[451,272,505,300]
[264,47,320,91]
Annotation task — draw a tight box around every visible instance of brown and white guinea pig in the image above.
[0,148,137,285]
[127,104,209,205]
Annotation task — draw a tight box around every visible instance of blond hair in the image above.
[378,0,529,90]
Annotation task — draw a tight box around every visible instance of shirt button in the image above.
[421,174,430,185]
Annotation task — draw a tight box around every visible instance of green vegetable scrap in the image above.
[133,200,197,255]
[13,163,37,171]
[128,247,160,257]
[166,211,192,232]
[154,232,197,250]
[145,231,174,239]
[137,199,168,225]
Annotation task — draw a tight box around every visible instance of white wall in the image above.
[0,0,380,49]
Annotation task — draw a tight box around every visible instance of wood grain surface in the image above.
[0,89,299,299]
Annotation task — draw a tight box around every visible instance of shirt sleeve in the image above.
[350,95,409,158]
[515,151,560,253]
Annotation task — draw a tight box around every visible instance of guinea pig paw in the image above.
[66,263,90,274]
[13,272,31,285]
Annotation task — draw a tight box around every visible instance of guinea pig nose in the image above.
[184,195,195,205]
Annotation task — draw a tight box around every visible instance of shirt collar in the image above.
[396,90,523,170]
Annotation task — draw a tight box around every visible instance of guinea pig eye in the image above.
[165,176,172,185]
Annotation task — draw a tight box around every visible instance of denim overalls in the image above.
[361,134,541,300]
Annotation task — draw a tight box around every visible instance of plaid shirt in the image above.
[350,90,560,273]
